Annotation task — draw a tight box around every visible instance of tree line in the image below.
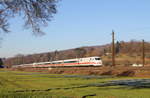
[2,40,150,67]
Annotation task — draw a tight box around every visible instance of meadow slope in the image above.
[0,69,150,98]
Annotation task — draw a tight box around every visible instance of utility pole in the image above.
[142,40,145,67]
[112,30,115,67]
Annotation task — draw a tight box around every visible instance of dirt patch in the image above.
[117,70,135,76]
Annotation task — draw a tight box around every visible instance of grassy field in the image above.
[0,69,150,98]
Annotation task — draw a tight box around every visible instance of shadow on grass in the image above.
[110,79,150,89]
[10,79,150,93]
[117,70,135,77]
[82,94,96,98]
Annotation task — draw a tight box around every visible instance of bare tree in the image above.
[0,0,58,35]
[75,47,87,58]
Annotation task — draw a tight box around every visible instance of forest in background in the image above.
[2,40,150,67]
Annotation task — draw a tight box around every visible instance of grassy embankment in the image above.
[0,69,150,98]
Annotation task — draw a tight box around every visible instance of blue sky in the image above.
[1,0,150,58]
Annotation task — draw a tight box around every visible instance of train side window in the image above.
[90,58,94,60]
[54,62,62,64]
[64,61,77,63]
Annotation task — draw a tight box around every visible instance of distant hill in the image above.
[4,40,150,67]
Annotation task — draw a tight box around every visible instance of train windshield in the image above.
[95,58,101,60]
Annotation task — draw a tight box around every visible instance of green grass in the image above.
[0,69,150,98]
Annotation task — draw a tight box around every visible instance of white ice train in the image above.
[13,56,102,68]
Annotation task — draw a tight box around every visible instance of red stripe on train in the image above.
[33,62,98,67]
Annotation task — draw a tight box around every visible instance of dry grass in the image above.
[11,66,150,78]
